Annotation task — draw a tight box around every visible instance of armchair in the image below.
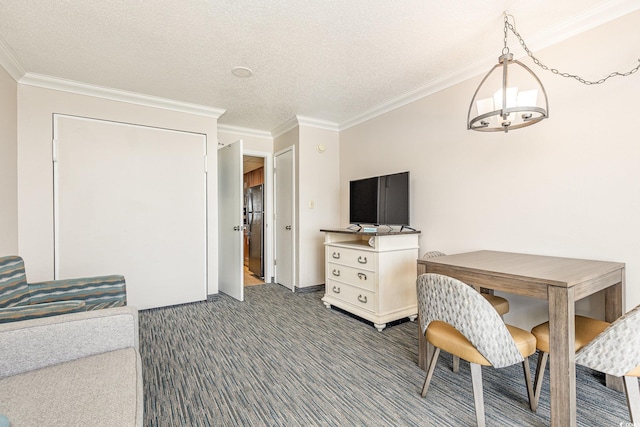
[0,255,126,324]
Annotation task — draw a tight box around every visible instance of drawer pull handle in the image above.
[358,295,368,303]
[332,252,340,259]
[357,272,367,280]
[332,269,340,277]
[332,286,341,294]
[357,256,368,264]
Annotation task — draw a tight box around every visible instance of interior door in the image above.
[274,147,295,291]
[218,140,244,301]
[53,115,207,310]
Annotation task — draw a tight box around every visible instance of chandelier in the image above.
[467,13,640,133]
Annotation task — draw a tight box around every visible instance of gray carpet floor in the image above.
[139,283,631,426]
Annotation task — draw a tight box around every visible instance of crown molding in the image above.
[218,123,273,139]
[340,0,640,130]
[526,0,640,47]
[3,0,637,131]
[296,115,340,132]
[0,36,25,81]
[271,115,339,138]
[271,116,300,139]
[18,73,226,118]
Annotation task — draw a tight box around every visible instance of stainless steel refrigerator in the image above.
[245,184,264,278]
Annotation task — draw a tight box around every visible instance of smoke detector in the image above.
[231,66,253,78]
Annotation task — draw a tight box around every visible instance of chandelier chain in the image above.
[503,15,640,85]
[502,18,509,55]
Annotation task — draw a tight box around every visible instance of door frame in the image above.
[218,140,245,301]
[274,146,296,291]
[243,149,274,283]
[52,113,208,308]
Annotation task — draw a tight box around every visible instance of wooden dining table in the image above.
[416,250,625,427]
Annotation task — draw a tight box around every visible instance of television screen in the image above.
[349,176,379,225]
[379,172,409,225]
[349,172,409,226]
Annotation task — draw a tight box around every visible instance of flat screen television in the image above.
[349,171,410,228]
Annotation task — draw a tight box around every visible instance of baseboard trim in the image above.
[295,284,325,294]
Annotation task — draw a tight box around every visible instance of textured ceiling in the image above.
[0,1,637,133]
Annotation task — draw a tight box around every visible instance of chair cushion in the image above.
[531,315,610,354]
[482,294,509,316]
[0,256,30,308]
[427,321,536,366]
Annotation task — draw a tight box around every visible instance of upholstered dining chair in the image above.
[529,315,609,411]
[576,305,640,422]
[531,305,640,422]
[422,251,510,315]
[417,273,536,427]
[421,251,510,373]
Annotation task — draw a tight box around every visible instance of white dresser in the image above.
[320,229,420,331]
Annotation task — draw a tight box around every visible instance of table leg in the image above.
[604,280,625,392]
[548,286,576,427]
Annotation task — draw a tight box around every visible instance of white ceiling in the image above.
[1,1,638,134]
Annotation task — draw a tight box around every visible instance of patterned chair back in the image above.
[422,251,446,259]
[575,304,640,377]
[417,273,523,368]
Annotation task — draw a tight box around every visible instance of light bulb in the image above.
[517,89,538,107]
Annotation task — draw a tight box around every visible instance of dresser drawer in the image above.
[327,262,376,291]
[325,280,376,313]
[326,246,375,271]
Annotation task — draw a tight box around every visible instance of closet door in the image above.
[54,116,207,309]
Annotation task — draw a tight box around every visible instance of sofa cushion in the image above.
[0,256,30,308]
[0,348,143,426]
[0,300,86,324]
[28,275,127,309]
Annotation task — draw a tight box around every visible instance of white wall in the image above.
[16,85,220,295]
[274,127,299,287]
[274,126,298,153]
[0,65,18,255]
[340,10,640,329]
[298,126,340,288]
[273,124,341,288]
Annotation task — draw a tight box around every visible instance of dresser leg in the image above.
[323,301,331,309]
[374,323,386,331]
[408,315,417,321]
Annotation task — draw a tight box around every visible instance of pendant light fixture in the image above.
[467,13,640,133]
[467,14,548,133]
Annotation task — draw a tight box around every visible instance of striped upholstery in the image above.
[0,255,127,324]
[0,300,86,324]
[0,256,30,308]
[29,275,127,310]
